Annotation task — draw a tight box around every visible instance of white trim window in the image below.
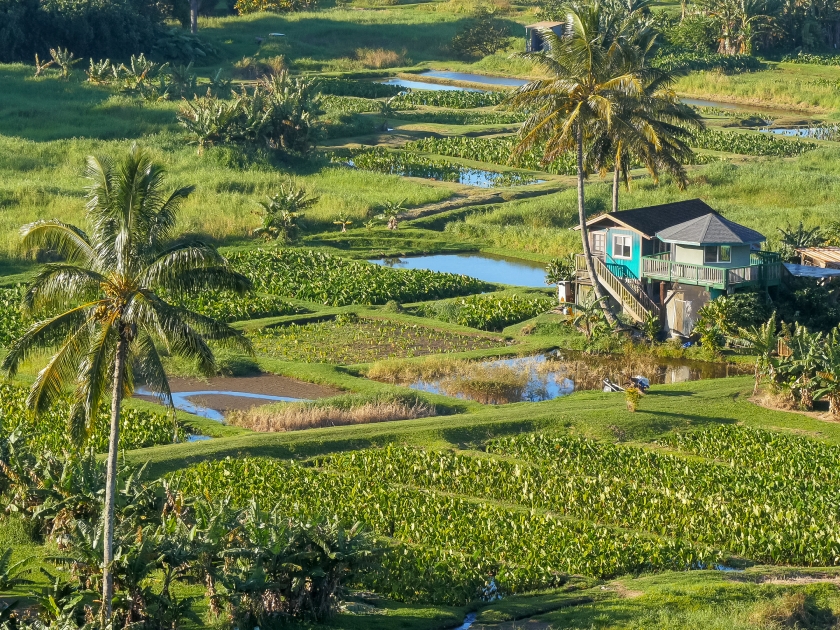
[612,234,632,259]
[704,245,732,263]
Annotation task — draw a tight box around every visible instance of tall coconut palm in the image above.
[510,1,654,325]
[1,145,252,622]
[587,73,702,214]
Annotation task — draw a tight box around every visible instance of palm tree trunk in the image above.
[576,123,617,326]
[102,334,127,623]
[612,161,620,214]
[190,0,200,34]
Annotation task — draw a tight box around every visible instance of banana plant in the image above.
[736,313,779,394]
[48,47,80,79]
[333,213,353,233]
[0,549,32,590]
[85,59,112,84]
[816,327,840,416]
[33,53,54,77]
[375,199,405,230]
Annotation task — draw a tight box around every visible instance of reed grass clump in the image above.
[226,392,436,432]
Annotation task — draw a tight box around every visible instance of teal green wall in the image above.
[605,228,642,278]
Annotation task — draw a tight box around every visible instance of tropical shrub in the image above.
[451,8,511,58]
[178,72,322,153]
[419,294,555,331]
[228,249,491,306]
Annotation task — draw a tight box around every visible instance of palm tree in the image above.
[510,1,657,325]
[1,145,252,622]
[587,74,702,214]
[736,312,778,395]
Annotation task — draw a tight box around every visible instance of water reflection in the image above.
[406,351,749,404]
[368,253,547,287]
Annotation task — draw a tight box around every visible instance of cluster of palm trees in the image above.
[739,315,840,415]
[512,0,702,325]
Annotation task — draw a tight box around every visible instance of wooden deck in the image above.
[641,252,782,291]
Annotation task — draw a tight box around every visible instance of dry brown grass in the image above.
[227,399,436,432]
[355,48,407,69]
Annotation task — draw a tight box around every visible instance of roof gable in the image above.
[584,199,719,239]
[656,213,765,245]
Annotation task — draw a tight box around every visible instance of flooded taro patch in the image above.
[346,149,545,188]
[369,351,751,404]
[248,316,507,364]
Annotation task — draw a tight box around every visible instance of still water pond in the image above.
[137,387,308,421]
[406,351,749,404]
[368,253,547,287]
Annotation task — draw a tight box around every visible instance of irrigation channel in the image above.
[400,351,751,404]
[368,253,548,287]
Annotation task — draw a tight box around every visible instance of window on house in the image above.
[612,235,632,259]
[592,232,605,255]
[704,245,732,263]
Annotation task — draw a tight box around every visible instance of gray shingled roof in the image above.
[656,213,765,245]
[585,199,718,238]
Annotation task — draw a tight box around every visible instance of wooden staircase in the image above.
[575,255,660,323]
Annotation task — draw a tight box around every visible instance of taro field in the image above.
[172,423,840,606]
[248,316,505,364]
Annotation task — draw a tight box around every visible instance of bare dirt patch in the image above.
[136,373,342,414]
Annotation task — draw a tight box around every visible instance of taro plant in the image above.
[1,145,251,623]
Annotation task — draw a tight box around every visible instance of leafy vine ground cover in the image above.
[228,248,491,305]
[249,316,503,363]
[171,424,840,606]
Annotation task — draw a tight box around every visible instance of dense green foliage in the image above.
[418,294,555,331]
[348,147,540,186]
[172,290,303,322]
[173,454,714,604]
[692,129,816,157]
[407,136,577,175]
[390,90,508,109]
[0,286,26,348]
[315,77,402,98]
[229,249,490,306]
[249,315,502,363]
[0,384,183,452]
[396,109,525,125]
[653,51,765,74]
[0,0,212,63]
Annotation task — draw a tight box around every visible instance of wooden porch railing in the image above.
[643,254,783,290]
[575,255,660,322]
